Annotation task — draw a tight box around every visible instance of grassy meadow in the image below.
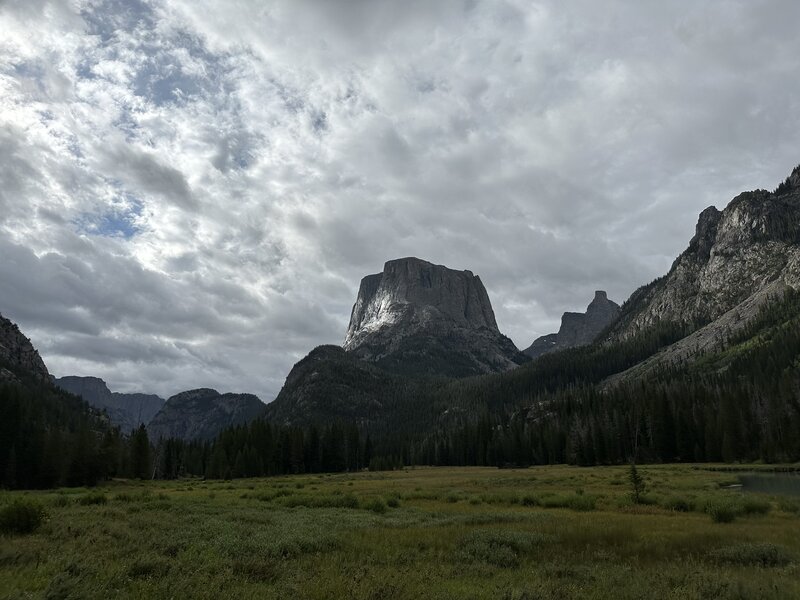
[1,464,800,599]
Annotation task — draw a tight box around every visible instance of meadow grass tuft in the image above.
[709,543,793,567]
[459,529,552,568]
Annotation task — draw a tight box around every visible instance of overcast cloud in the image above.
[1,0,799,401]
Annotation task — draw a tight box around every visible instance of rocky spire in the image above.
[524,291,621,359]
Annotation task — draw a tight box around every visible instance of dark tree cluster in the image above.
[150,421,371,480]
[0,382,143,489]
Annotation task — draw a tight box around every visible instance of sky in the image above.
[1,0,799,401]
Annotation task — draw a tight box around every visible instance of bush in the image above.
[459,529,550,568]
[778,498,800,515]
[704,500,737,523]
[78,492,107,506]
[702,496,771,523]
[709,543,793,567]
[541,493,597,511]
[739,498,771,516]
[0,499,48,535]
[521,494,539,507]
[386,497,400,508]
[661,496,691,512]
[52,495,70,508]
[365,498,387,514]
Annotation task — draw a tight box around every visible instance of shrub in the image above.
[661,496,691,512]
[459,529,550,568]
[739,498,771,516]
[78,492,107,506]
[702,496,771,523]
[710,543,793,567]
[629,463,646,504]
[52,495,70,508]
[386,497,400,508]
[521,494,539,507]
[704,499,737,523]
[365,498,387,514]
[541,493,597,511]
[778,498,800,515]
[0,499,48,535]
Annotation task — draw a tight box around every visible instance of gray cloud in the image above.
[0,0,799,399]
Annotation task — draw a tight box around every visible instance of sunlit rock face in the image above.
[608,166,800,341]
[344,257,527,377]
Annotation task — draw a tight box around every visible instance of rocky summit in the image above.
[344,257,527,377]
[53,376,164,433]
[608,165,800,343]
[146,388,265,441]
[524,291,621,359]
[0,313,49,382]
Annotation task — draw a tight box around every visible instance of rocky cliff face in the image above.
[609,166,800,341]
[524,291,620,359]
[344,257,527,377]
[146,388,265,441]
[53,376,164,432]
[0,313,49,382]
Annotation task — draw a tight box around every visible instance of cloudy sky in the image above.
[1,0,799,401]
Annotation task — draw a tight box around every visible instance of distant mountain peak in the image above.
[53,375,164,432]
[146,388,264,441]
[524,291,620,359]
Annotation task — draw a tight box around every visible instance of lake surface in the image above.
[738,472,800,496]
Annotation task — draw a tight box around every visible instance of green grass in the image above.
[0,464,799,599]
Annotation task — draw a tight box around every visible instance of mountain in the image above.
[344,257,528,377]
[0,313,122,489]
[523,291,620,359]
[0,313,49,382]
[603,164,800,384]
[263,345,437,430]
[52,376,164,433]
[146,388,265,441]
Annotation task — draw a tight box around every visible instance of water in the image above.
[738,472,800,496]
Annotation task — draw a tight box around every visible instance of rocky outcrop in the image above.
[608,167,800,342]
[53,376,164,432]
[0,313,49,382]
[600,165,800,384]
[524,291,620,359]
[146,388,265,441]
[343,257,527,377]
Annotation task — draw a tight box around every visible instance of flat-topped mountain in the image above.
[344,257,527,377]
[146,388,265,441]
[524,291,620,359]
[53,376,164,432]
[0,313,49,382]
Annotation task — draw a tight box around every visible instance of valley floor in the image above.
[1,464,800,599]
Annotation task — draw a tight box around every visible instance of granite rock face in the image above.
[0,313,49,382]
[344,257,527,377]
[524,291,620,359]
[146,388,265,441]
[53,376,164,432]
[608,166,800,341]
